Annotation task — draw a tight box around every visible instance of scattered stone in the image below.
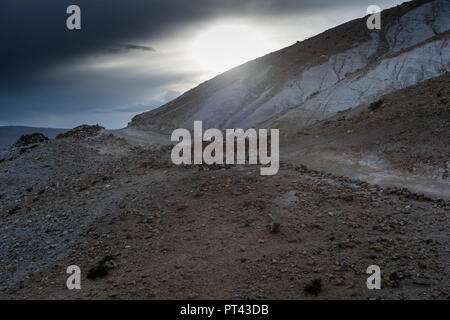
[338,194,354,201]
[413,278,430,286]
[187,293,199,300]
[332,278,344,286]
[418,260,428,269]
[337,242,347,249]
[389,272,400,288]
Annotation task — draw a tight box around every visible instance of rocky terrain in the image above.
[0,116,448,300]
[0,0,448,300]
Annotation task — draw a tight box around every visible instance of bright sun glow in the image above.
[189,24,272,74]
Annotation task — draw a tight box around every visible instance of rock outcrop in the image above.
[56,124,105,140]
[13,133,49,147]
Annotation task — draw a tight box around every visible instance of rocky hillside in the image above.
[282,72,450,197]
[130,0,449,134]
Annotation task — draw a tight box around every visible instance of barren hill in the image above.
[130,0,450,134]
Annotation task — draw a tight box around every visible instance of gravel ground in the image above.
[0,131,448,300]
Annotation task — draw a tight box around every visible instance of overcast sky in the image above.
[0,0,407,129]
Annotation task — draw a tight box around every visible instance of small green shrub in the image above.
[369,100,383,111]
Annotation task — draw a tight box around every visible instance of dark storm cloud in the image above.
[0,0,404,128]
[0,68,185,118]
[107,44,156,54]
[119,44,155,52]
[0,0,388,81]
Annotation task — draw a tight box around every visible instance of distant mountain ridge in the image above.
[0,126,68,148]
[130,0,449,134]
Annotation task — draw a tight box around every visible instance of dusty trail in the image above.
[283,146,450,199]
[109,126,450,198]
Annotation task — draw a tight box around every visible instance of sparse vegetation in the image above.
[304,279,322,296]
[369,99,383,111]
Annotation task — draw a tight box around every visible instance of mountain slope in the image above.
[130,0,450,134]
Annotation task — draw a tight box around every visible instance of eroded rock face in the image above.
[130,0,450,134]
[275,37,450,130]
[13,133,49,147]
[386,0,450,53]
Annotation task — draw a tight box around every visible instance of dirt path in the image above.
[283,146,450,199]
